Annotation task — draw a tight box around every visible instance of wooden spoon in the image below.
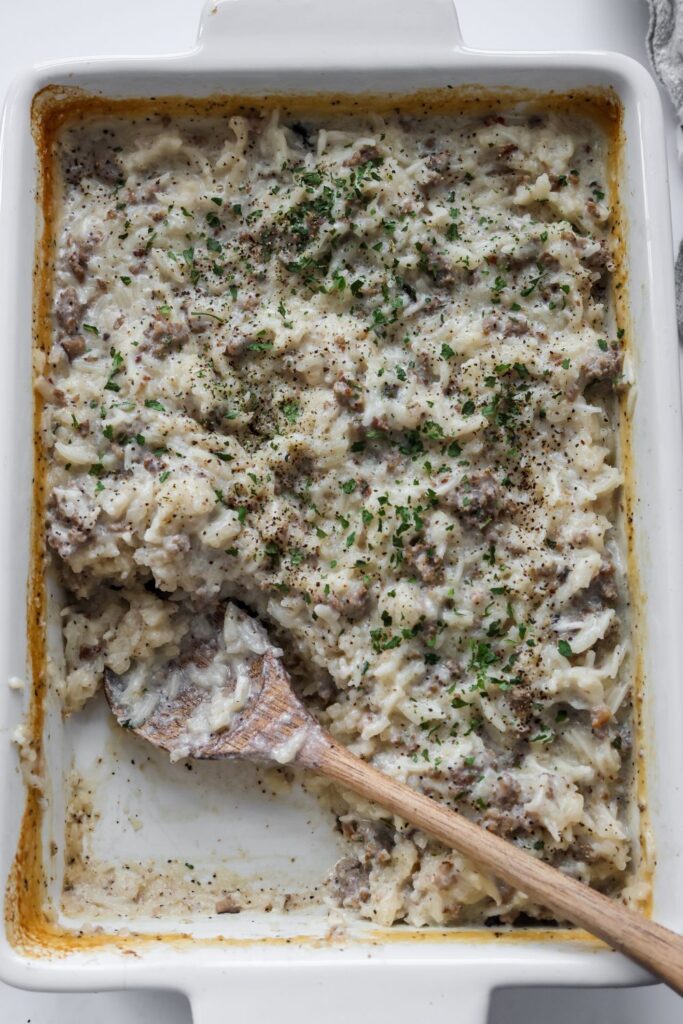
[105,648,683,995]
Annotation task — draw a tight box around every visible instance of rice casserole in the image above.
[36,96,642,927]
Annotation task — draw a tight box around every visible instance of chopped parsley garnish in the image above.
[530,730,554,745]
[422,420,443,440]
[282,400,300,423]
[521,274,543,297]
[104,348,124,393]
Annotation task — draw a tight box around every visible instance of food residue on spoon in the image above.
[111,603,282,761]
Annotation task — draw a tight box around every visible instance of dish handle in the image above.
[188,975,490,1024]
[195,0,464,63]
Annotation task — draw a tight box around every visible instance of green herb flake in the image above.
[282,400,300,423]
[422,420,443,440]
[521,274,543,297]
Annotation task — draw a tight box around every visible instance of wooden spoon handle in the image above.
[313,737,683,995]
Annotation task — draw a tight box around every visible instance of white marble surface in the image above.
[0,0,680,1020]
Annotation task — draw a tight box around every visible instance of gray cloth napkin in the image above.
[647,0,683,335]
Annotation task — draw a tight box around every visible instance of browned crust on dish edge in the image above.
[6,83,648,958]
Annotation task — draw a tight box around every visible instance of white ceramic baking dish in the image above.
[1,0,682,1019]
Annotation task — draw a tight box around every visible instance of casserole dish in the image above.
[1,0,682,1019]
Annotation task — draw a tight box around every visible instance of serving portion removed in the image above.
[38,98,640,928]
